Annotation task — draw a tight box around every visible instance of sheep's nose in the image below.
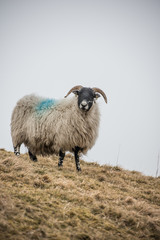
[81,100,87,107]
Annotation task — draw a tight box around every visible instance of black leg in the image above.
[74,146,81,171]
[28,150,37,162]
[58,150,65,167]
[14,145,20,156]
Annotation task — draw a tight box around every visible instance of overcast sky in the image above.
[0,0,160,176]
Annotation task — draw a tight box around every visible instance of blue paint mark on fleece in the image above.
[36,98,57,113]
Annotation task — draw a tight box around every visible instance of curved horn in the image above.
[64,85,83,98]
[92,88,107,103]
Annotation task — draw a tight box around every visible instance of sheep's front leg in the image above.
[74,146,81,171]
[58,150,65,167]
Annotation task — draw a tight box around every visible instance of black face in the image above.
[73,87,99,112]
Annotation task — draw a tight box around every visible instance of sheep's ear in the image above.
[94,93,100,99]
[72,90,79,96]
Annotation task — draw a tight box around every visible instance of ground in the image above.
[0,149,160,240]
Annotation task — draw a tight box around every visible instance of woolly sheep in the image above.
[11,85,107,171]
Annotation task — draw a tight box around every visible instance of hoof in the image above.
[32,158,38,162]
[58,163,63,167]
[15,152,20,156]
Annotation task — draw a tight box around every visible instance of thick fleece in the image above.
[11,94,100,156]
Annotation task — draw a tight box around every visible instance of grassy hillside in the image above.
[0,149,160,240]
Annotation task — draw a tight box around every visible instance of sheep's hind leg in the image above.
[28,150,37,162]
[14,145,20,156]
[74,146,81,171]
[58,150,65,167]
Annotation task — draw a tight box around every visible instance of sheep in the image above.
[11,85,107,171]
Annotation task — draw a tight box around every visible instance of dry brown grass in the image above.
[0,149,160,240]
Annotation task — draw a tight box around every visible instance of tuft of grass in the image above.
[0,149,160,240]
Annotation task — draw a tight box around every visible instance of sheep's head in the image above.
[65,85,107,112]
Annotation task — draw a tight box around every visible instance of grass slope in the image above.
[0,149,160,240]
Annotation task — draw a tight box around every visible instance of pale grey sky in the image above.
[0,0,160,176]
